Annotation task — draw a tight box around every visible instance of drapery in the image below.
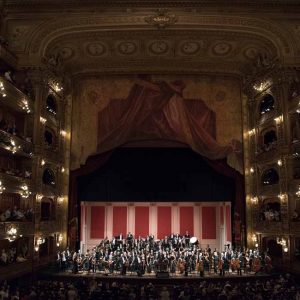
[97,79,243,173]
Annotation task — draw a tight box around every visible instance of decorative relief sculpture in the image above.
[145,9,178,29]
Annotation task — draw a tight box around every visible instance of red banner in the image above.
[135,206,149,237]
[180,207,194,236]
[157,206,171,239]
[90,206,105,239]
[202,206,216,239]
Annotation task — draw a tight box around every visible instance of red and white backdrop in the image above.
[80,202,231,251]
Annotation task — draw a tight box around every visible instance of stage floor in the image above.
[48,270,270,283]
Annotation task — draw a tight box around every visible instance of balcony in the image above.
[0,129,33,158]
[0,76,33,114]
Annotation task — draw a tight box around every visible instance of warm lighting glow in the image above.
[41,159,45,166]
[54,83,63,92]
[278,193,287,202]
[40,117,47,124]
[296,186,300,197]
[283,247,288,253]
[0,181,6,194]
[20,184,30,198]
[251,196,258,204]
[277,159,282,166]
[250,167,254,174]
[255,243,259,248]
[60,130,67,137]
[21,98,31,113]
[251,234,257,243]
[56,243,60,247]
[61,167,65,173]
[248,129,255,136]
[34,246,39,252]
[274,115,283,124]
[58,196,64,203]
[7,226,18,242]
[36,194,43,201]
[0,81,6,97]
[253,80,272,92]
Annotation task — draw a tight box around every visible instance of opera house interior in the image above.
[0,0,300,299]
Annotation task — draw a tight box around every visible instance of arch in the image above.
[25,16,291,58]
[42,168,56,186]
[259,93,275,115]
[46,94,57,116]
[261,168,279,186]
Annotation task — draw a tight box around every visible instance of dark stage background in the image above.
[77,148,235,202]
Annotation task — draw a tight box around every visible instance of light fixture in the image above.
[34,245,39,252]
[60,130,67,137]
[0,181,6,194]
[248,129,255,136]
[277,159,282,166]
[20,184,30,198]
[0,81,6,97]
[7,226,18,242]
[250,167,255,174]
[296,186,300,197]
[277,237,288,252]
[251,196,258,204]
[253,80,272,92]
[57,196,64,204]
[274,115,283,124]
[251,234,257,243]
[61,167,65,173]
[255,243,259,248]
[21,98,31,113]
[56,233,63,247]
[40,117,47,124]
[36,194,43,201]
[41,159,45,166]
[278,193,287,202]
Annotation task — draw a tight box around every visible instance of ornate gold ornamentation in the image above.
[145,9,178,29]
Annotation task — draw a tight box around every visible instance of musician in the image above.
[120,253,127,275]
[72,252,79,274]
[56,251,62,271]
[184,231,190,246]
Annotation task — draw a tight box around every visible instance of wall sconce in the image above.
[253,80,272,92]
[278,193,287,202]
[60,130,67,137]
[250,167,255,174]
[277,159,282,167]
[21,98,31,113]
[277,237,288,252]
[41,159,45,166]
[40,117,47,124]
[61,167,65,173]
[36,194,43,202]
[20,184,30,198]
[34,236,45,252]
[251,233,258,243]
[250,196,258,204]
[56,233,63,247]
[57,196,64,204]
[0,81,7,97]
[53,83,63,92]
[7,225,18,242]
[248,129,255,136]
[274,115,283,124]
[296,186,300,197]
[0,181,6,194]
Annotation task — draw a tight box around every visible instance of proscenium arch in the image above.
[22,15,294,71]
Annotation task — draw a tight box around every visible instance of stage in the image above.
[80,201,232,252]
[42,269,271,286]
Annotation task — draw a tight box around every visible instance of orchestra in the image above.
[56,232,272,277]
